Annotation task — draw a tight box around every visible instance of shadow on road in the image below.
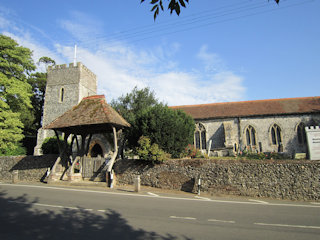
[0,191,192,240]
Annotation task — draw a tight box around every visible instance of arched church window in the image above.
[297,123,306,145]
[270,124,282,147]
[245,125,257,150]
[194,123,206,150]
[59,87,64,103]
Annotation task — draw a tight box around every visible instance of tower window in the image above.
[59,87,64,102]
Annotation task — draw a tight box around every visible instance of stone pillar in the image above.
[12,170,19,183]
[134,175,141,192]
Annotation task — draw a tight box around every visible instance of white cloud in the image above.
[3,31,65,72]
[0,8,246,106]
[197,44,225,73]
[58,11,104,44]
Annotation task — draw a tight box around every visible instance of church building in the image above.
[172,97,320,157]
[34,61,320,159]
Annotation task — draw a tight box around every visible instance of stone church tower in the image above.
[34,62,97,155]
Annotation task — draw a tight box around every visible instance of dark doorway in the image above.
[90,144,103,157]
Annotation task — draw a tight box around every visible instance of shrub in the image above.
[182,144,207,158]
[138,104,195,158]
[41,137,61,154]
[136,136,170,163]
[111,87,195,158]
[0,143,26,156]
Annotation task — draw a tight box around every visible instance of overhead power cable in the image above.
[21,0,314,60]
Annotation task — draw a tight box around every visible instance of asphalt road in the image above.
[0,182,319,240]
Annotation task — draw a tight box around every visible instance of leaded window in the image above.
[194,123,206,150]
[245,125,257,149]
[271,124,282,145]
[297,123,306,145]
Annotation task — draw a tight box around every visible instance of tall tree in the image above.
[0,85,24,154]
[26,57,55,135]
[111,86,158,149]
[0,34,36,153]
[138,104,195,158]
[26,72,46,135]
[111,87,195,158]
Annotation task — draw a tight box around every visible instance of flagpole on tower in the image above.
[73,44,77,66]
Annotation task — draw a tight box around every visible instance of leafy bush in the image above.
[111,87,195,158]
[182,144,207,158]
[41,137,61,154]
[136,136,170,163]
[0,143,26,156]
[138,104,195,158]
[110,87,158,149]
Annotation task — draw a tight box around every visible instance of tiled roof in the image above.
[170,96,320,120]
[44,95,130,131]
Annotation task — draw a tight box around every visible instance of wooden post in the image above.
[85,134,93,155]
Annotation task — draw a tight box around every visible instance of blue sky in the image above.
[0,0,319,106]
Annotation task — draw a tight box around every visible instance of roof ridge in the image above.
[170,96,320,108]
[83,94,105,100]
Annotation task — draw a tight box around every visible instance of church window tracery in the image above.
[245,125,257,150]
[297,122,306,145]
[194,123,206,150]
[270,124,282,151]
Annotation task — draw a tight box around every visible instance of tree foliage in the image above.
[138,104,195,158]
[26,70,48,135]
[0,34,36,153]
[112,87,195,158]
[141,0,189,20]
[41,137,62,154]
[136,136,169,163]
[0,100,24,154]
[111,86,158,148]
[141,0,280,20]
[38,56,56,67]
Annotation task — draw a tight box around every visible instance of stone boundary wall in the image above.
[0,155,57,182]
[114,158,320,201]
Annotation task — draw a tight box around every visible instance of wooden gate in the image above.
[82,157,106,181]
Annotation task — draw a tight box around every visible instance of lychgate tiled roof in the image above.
[44,95,130,132]
[170,96,320,120]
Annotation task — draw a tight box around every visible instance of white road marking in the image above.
[254,222,320,230]
[208,219,235,224]
[97,210,106,212]
[249,199,269,204]
[34,203,64,208]
[84,208,93,211]
[9,200,85,211]
[195,196,211,201]
[147,192,159,197]
[2,183,320,208]
[170,216,197,220]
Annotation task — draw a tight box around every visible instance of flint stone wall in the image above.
[114,158,320,201]
[0,155,57,182]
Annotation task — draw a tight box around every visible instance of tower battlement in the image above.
[48,62,96,78]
